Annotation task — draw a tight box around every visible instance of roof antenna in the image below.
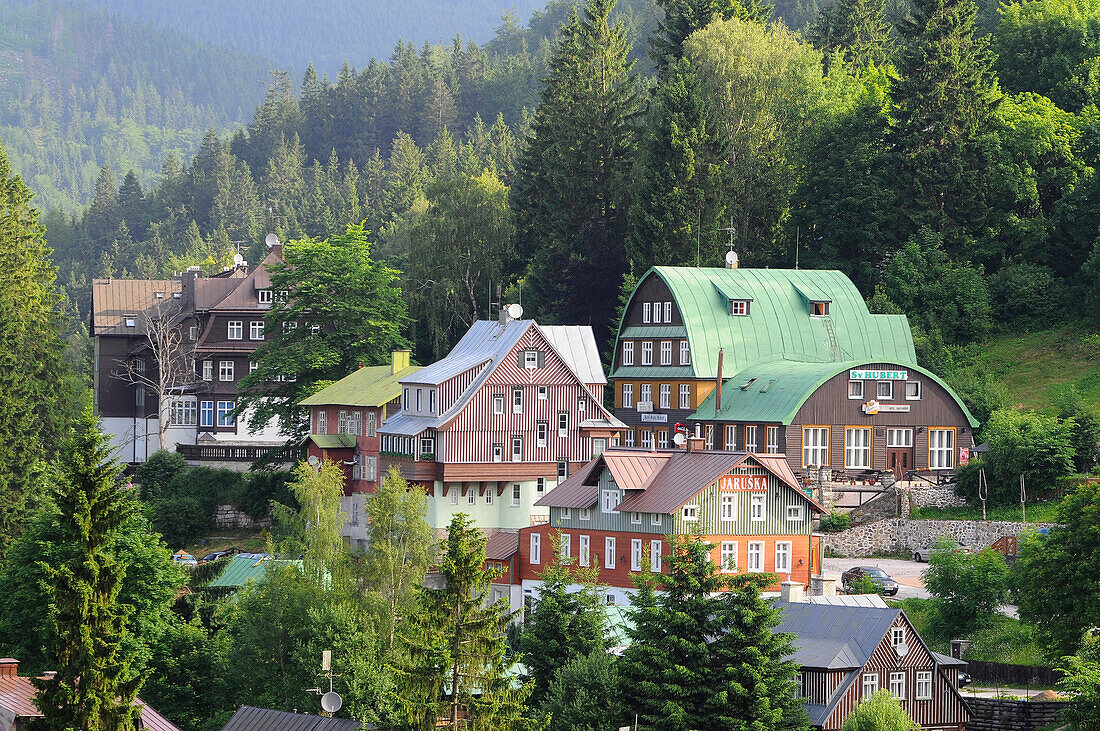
[795,226,799,270]
[719,216,737,269]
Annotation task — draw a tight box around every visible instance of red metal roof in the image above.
[615,450,750,514]
[484,532,520,561]
[603,452,672,492]
[534,457,603,509]
[0,674,178,731]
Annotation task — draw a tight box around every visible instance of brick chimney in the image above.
[780,580,804,603]
[810,574,837,597]
[0,659,18,678]
[687,436,706,453]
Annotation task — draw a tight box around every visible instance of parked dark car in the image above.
[199,548,239,563]
[841,566,899,596]
[912,539,972,563]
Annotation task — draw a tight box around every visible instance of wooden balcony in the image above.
[176,443,297,463]
[380,454,442,482]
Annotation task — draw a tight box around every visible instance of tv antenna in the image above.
[306,650,343,714]
[719,216,737,267]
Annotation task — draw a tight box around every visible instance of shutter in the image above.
[537,351,545,368]
[517,352,524,369]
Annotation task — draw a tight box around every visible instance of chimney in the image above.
[716,348,724,413]
[40,671,56,680]
[780,581,804,603]
[180,267,201,312]
[392,349,411,375]
[810,575,837,597]
[687,436,706,453]
[0,659,18,678]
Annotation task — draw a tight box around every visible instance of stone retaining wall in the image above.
[213,504,271,529]
[840,485,969,527]
[822,518,1058,557]
[965,698,1069,731]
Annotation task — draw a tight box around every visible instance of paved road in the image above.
[822,557,930,600]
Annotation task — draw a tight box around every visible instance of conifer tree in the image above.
[33,409,142,730]
[650,0,773,73]
[807,0,893,71]
[512,0,639,347]
[889,0,1000,247]
[396,514,541,730]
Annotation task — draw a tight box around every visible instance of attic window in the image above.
[172,292,181,298]
[124,315,136,327]
[257,289,273,304]
[811,301,830,317]
[154,292,164,299]
[739,377,758,391]
[729,300,750,316]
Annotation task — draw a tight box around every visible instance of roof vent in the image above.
[154,291,164,299]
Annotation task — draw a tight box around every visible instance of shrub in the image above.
[136,450,188,502]
[924,544,1009,642]
[840,690,919,730]
[819,512,851,532]
[154,494,213,548]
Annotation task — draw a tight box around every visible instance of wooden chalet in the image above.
[517,438,826,606]
[610,265,978,484]
[377,307,625,533]
[777,600,971,730]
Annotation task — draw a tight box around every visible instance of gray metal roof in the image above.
[220,706,365,731]
[539,325,607,384]
[403,319,529,385]
[776,602,900,671]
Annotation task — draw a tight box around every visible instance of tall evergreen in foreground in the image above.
[0,140,73,555]
[512,0,639,348]
[396,514,541,730]
[33,409,141,731]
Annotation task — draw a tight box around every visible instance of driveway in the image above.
[822,557,930,600]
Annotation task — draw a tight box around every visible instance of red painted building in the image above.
[516,439,825,606]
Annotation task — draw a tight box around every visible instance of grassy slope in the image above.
[958,326,1100,415]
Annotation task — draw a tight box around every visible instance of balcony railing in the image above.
[176,443,297,463]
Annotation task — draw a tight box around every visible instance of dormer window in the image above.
[729,300,750,316]
[811,301,830,317]
[124,315,136,327]
[257,289,273,305]
[154,291,164,299]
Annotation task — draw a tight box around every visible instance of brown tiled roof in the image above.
[0,673,179,731]
[484,531,519,561]
[534,457,604,509]
[92,279,181,335]
[209,247,282,311]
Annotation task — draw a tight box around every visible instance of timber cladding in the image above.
[963,698,1071,731]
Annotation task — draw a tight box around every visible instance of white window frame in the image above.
[915,671,933,700]
[537,422,548,448]
[906,381,922,400]
[512,388,523,414]
[624,430,635,447]
[639,429,652,449]
[578,397,587,412]
[679,340,690,365]
[892,627,906,649]
[537,385,548,400]
[512,483,521,507]
[745,425,758,452]
[681,505,699,521]
[558,411,569,437]
[450,490,459,506]
[560,534,571,560]
[200,401,214,427]
[249,320,264,340]
[651,512,662,526]
[656,430,668,449]
[747,541,764,572]
[579,535,590,566]
[622,383,633,409]
[631,511,641,524]
[602,488,617,514]
[604,537,616,570]
[887,428,914,447]
[848,380,864,399]
[493,395,504,415]
[659,383,671,409]
[890,671,906,700]
[642,302,651,323]
[787,505,804,522]
[679,384,691,409]
[257,289,273,304]
[524,350,538,369]
[511,436,523,462]
[802,426,830,468]
[725,425,738,450]
[651,540,662,572]
[219,360,234,382]
[862,673,879,700]
[640,383,651,406]
[189,325,197,341]
[663,301,672,322]
[720,493,736,522]
[751,493,765,521]
[467,491,476,506]
[492,444,503,462]
[641,341,653,366]
[660,340,672,366]
[845,427,872,470]
[775,541,792,573]
[317,410,327,434]
[877,380,893,400]
[622,341,634,366]
[216,400,235,428]
[767,426,780,454]
[485,490,493,505]
[580,508,590,521]
[929,428,955,469]
[721,541,737,573]
[227,320,242,339]
[530,533,541,565]
[631,539,642,571]
[730,300,749,316]
[170,398,197,426]
[202,360,213,382]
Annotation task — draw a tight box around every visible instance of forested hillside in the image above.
[0,0,271,211]
[37,0,1100,424]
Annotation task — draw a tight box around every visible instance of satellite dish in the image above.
[507,303,523,320]
[233,253,244,265]
[307,455,320,466]
[725,250,739,267]
[673,433,687,447]
[265,233,279,248]
[321,691,343,713]
[896,643,910,657]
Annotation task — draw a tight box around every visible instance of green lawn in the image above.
[957,326,1100,415]
[911,501,1061,523]
[890,598,1049,665]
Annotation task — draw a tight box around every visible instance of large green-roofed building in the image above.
[611,266,976,481]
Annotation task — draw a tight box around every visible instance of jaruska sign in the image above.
[719,474,768,492]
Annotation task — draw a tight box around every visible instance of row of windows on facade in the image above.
[169,399,236,427]
[444,480,549,508]
[802,426,956,470]
[577,488,801,524]
[640,301,675,324]
[854,669,934,703]
[186,319,316,343]
[849,379,922,401]
[616,424,780,452]
[313,410,378,437]
[621,382,693,410]
[491,389,590,415]
[620,339,690,367]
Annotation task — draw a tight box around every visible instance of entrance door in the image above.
[887,447,913,480]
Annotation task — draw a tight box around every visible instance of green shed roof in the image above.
[304,433,357,449]
[612,267,917,379]
[298,363,422,407]
[207,554,303,588]
[690,359,979,427]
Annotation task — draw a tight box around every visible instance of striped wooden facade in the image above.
[802,612,970,730]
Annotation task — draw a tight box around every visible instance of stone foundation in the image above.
[822,518,1058,557]
[213,504,271,529]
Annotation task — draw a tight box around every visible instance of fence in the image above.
[176,443,296,463]
[964,659,1062,687]
[965,698,1070,731]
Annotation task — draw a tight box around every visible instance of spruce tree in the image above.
[807,0,893,71]
[512,0,639,347]
[33,409,142,730]
[889,0,1000,248]
[650,0,773,72]
[396,514,541,730]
